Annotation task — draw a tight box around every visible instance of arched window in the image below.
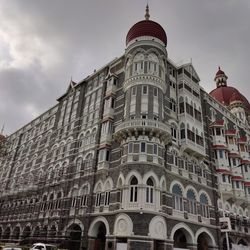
[200,193,209,218]
[55,192,62,209]
[172,184,183,211]
[130,177,138,202]
[80,185,89,207]
[85,131,91,144]
[187,189,196,214]
[170,98,176,112]
[78,133,84,148]
[171,124,177,142]
[180,123,185,139]
[71,189,79,208]
[76,158,83,172]
[179,96,184,114]
[85,153,93,169]
[146,178,154,203]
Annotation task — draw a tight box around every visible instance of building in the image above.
[0,6,249,250]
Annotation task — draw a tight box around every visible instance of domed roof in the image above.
[216,67,225,76]
[210,86,250,111]
[229,91,243,104]
[126,6,167,46]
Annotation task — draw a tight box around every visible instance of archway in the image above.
[197,233,209,250]
[3,227,11,241]
[49,225,57,239]
[94,222,106,250]
[40,225,48,239]
[22,226,31,239]
[174,229,188,249]
[12,227,21,240]
[238,239,248,246]
[66,224,82,250]
[33,226,40,239]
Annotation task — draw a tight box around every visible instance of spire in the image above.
[145,4,150,20]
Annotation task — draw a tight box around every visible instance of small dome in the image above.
[216,67,225,76]
[126,6,167,46]
[214,67,227,81]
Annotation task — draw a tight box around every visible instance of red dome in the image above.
[210,86,250,111]
[216,68,225,76]
[126,20,167,46]
[230,91,243,103]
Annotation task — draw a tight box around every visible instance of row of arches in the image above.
[0,217,218,250]
[218,199,249,217]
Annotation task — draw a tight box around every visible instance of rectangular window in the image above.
[153,144,158,155]
[132,87,136,96]
[141,142,146,153]
[222,175,226,182]
[216,128,221,136]
[219,150,223,159]
[236,181,240,189]
[142,85,148,95]
[128,143,133,154]
[154,87,158,97]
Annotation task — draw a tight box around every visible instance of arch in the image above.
[125,170,142,185]
[12,226,21,240]
[198,190,211,205]
[170,222,195,244]
[94,180,104,193]
[65,222,83,250]
[195,227,216,247]
[224,202,231,212]
[185,185,198,199]
[104,177,114,191]
[117,173,125,187]
[149,216,167,240]
[79,183,90,196]
[238,239,248,246]
[22,224,32,239]
[48,223,58,238]
[113,213,133,236]
[88,216,110,237]
[160,176,167,191]
[142,171,159,187]
[170,181,184,195]
[33,225,40,238]
[3,226,11,240]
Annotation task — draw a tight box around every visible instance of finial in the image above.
[218,66,221,70]
[145,4,150,20]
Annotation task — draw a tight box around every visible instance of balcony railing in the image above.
[114,119,171,143]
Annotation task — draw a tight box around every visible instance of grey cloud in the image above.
[0,0,249,134]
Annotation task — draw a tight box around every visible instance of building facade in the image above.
[0,7,249,250]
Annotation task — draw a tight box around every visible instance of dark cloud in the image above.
[0,0,249,134]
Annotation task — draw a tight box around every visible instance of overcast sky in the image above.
[1,0,250,135]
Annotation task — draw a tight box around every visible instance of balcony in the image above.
[114,119,171,143]
[180,138,206,158]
